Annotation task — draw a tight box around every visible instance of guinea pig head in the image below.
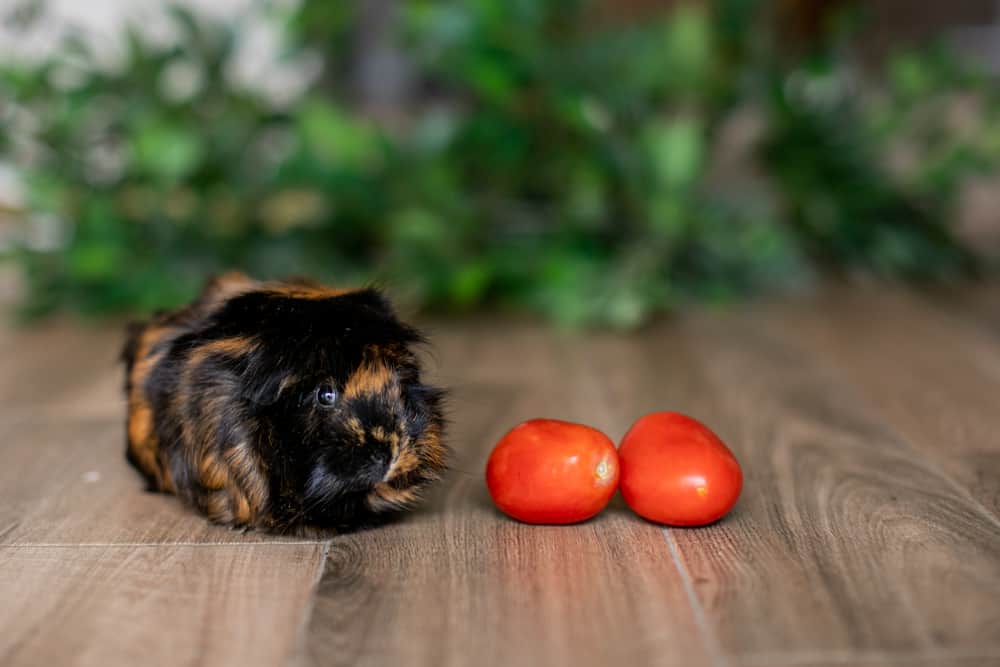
[230,287,447,531]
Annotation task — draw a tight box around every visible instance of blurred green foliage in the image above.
[0,0,996,326]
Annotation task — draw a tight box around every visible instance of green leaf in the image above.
[889,53,933,99]
[298,100,383,171]
[464,55,517,105]
[644,117,705,190]
[662,7,714,86]
[565,163,607,225]
[130,119,203,182]
[448,262,491,307]
[387,207,451,248]
[68,242,126,280]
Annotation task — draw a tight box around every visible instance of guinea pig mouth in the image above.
[306,459,390,499]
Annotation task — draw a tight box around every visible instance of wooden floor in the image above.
[2,285,1000,667]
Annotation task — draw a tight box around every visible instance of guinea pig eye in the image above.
[316,384,338,407]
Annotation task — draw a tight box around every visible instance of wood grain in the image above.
[748,288,1000,521]
[301,324,716,667]
[0,418,313,545]
[4,288,1000,667]
[0,543,326,667]
[647,306,1000,662]
[936,283,1000,336]
[0,320,124,421]
[740,653,1000,667]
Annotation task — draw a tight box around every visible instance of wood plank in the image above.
[6,293,1000,666]
[741,653,1000,667]
[0,543,325,667]
[0,320,124,421]
[0,418,316,545]
[937,282,1000,336]
[749,288,1000,521]
[301,323,716,667]
[625,306,1000,663]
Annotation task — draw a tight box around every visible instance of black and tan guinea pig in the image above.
[121,272,447,534]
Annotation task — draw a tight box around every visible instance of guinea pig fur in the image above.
[121,272,447,534]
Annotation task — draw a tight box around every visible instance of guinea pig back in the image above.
[121,273,447,534]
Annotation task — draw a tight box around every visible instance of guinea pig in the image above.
[121,272,447,534]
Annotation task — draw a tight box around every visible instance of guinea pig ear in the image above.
[350,287,398,317]
[194,272,255,310]
[344,287,425,345]
[121,320,147,370]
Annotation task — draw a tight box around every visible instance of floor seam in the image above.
[0,541,329,548]
[737,647,1000,665]
[662,528,730,667]
[285,538,333,667]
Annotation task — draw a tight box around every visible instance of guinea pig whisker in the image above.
[444,467,477,477]
[278,491,336,529]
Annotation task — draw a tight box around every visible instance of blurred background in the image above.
[1,0,999,328]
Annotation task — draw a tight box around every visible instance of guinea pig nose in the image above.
[369,447,390,464]
[362,451,391,484]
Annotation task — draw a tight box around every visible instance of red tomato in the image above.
[618,412,742,526]
[486,419,620,524]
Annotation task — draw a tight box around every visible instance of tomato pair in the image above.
[485,412,743,526]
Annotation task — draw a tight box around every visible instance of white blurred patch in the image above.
[0,164,23,209]
[159,58,204,103]
[46,61,90,91]
[0,0,319,105]
[24,213,66,252]
[784,69,856,112]
[0,164,25,254]
[225,13,323,108]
